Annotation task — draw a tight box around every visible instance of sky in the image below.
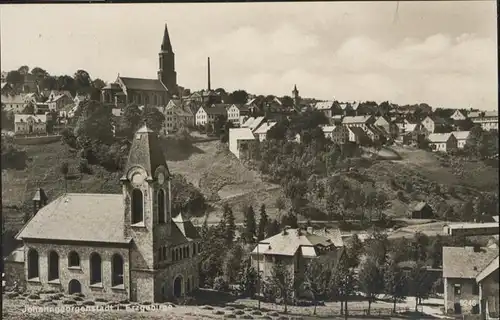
[1,2,498,110]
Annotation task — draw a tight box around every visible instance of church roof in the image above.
[161,23,173,52]
[124,124,169,178]
[16,193,131,244]
[172,212,201,240]
[119,77,168,92]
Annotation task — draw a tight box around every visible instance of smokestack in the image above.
[207,57,211,91]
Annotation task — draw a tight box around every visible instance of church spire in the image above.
[161,23,173,53]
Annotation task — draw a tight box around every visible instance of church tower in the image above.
[157,23,178,94]
[292,84,300,107]
[121,124,172,301]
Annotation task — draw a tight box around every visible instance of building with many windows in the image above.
[11,125,201,302]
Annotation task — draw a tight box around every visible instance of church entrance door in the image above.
[68,279,81,294]
[173,275,182,298]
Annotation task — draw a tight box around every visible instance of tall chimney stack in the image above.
[207,57,211,91]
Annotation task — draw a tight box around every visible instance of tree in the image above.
[460,200,474,221]
[18,65,30,75]
[242,205,257,243]
[74,69,92,90]
[6,70,23,87]
[238,258,259,298]
[268,261,295,313]
[60,162,69,192]
[57,75,76,94]
[358,258,383,315]
[229,90,249,104]
[346,234,363,268]
[141,105,165,133]
[303,257,332,315]
[78,158,90,176]
[266,219,280,238]
[330,256,356,317]
[429,235,444,268]
[222,204,236,245]
[120,104,142,139]
[74,100,114,144]
[407,261,432,311]
[257,204,268,241]
[366,230,389,265]
[275,197,286,220]
[222,243,244,282]
[383,258,407,313]
[31,67,49,80]
[412,232,429,262]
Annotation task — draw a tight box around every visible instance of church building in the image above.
[14,124,201,302]
[100,24,179,109]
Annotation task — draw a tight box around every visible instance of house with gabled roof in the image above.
[421,115,450,134]
[254,121,277,142]
[471,111,498,132]
[194,104,227,126]
[342,115,374,131]
[313,100,337,118]
[160,99,194,133]
[450,109,467,121]
[451,131,471,149]
[14,114,47,135]
[250,227,345,293]
[442,246,499,317]
[229,127,256,159]
[427,133,458,152]
[101,24,178,108]
[9,124,201,302]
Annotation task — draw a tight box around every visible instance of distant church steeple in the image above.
[292,84,300,107]
[158,23,178,94]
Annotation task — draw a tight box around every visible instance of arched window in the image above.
[68,251,80,267]
[131,189,143,224]
[27,249,39,279]
[48,251,59,281]
[158,189,165,224]
[89,253,102,285]
[111,254,124,287]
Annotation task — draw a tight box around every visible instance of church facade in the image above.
[15,125,201,302]
[100,24,178,109]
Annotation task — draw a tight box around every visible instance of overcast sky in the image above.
[1,2,497,110]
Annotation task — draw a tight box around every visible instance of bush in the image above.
[62,299,76,305]
[213,276,229,292]
[28,294,40,300]
[95,297,107,302]
[213,310,225,315]
[83,300,95,306]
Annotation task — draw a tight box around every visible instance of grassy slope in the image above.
[3,141,497,232]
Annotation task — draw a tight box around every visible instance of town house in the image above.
[471,111,498,131]
[14,114,47,135]
[161,99,194,133]
[421,115,450,134]
[195,105,227,126]
[451,131,471,149]
[253,121,277,142]
[47,94,73,112]
[450,110,467,121]
[12,125,202,302]
[342,115,374,131]
[321,125,349,145]
[427,133,458,153]
[443,246,499,318]
[250,227,344,295]
[228,127,256,159]
[313,100,337,118]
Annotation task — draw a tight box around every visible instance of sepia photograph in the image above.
[1,2,498,320]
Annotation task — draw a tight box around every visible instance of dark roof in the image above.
[124,124,169,178]
[160,23,173,52]
[119,77,168,92]
[172,212,201,240]
[204,105,227,115]
[16,193,131,244]
[32,188,48,202]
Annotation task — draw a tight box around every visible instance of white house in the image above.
[427,133,458,152]
[471,111,498,131]
[226,104,241,125]
[450,110,467,121]
[195,105,226,126]
[342,115,373,130]
[374,116,391,133]
[451,131,471,149]
[14,114,47,135]
[229,127,256,159]
[421,116,449,134]
[161,100,195,133]
[47,94,74,112]
[313,100,336,118]
[254,121,277,142]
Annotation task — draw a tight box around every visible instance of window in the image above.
[472,283,479,295]
[454,284,461,296]
[111,254,124,287]
[131,189,144,224]
[48,251,59,281]
[90,253,102,285]
[27,249,39,279]
[193,244,197,256]
[186,246,190,258]
[171,249,175,261]
[158,189,165,224]
[68,251,80,267]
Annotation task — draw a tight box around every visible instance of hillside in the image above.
[3,139,497,233]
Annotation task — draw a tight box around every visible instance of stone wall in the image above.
[14,135,61,145]
[24,242,129,301]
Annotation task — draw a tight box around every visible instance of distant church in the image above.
[101,24,179,108]
[11,125,201,302]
